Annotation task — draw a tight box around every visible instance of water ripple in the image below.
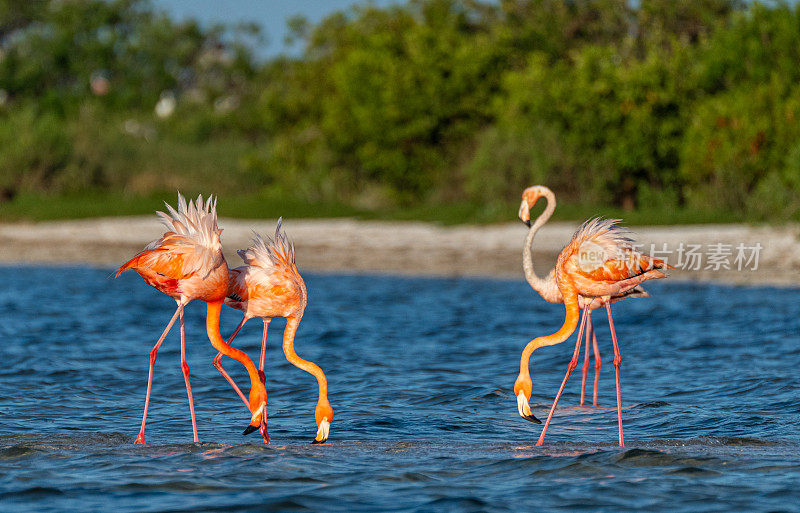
[0,268,799,512]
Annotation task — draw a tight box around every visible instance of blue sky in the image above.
[152,0,398,56]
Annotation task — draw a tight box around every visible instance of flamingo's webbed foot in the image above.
[517,391,542,424]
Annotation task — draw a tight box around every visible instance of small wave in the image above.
[633,401,670,409]
[639,436,780,447]
[117,480,234,493]
[666,466,722,476]
[0,445,40,459]
[0,486,64,498]
[614,448,720,468]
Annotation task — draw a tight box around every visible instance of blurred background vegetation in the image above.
[0,0,798,223]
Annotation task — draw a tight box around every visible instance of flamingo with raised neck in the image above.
[515,185,669,446]
[519,186,650,411]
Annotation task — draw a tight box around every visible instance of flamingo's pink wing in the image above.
[564,218,668,287]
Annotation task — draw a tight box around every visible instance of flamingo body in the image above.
[515,185,669,446]
[215,220,334,444]
[520,186,651,411]
[117,194,267,444]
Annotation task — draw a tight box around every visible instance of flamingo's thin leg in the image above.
[179,308,199,443]
[258,318,270,444]
[590,316,601,407]
[536,306,589,446]
[258,319,270,383]
[605,302,624,447]
[212,316,249,408]
[580,310,592,406]
[134,304,183,445]
[259,417,270,445]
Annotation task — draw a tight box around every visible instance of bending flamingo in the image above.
[116,193,268,444]
[214,220,334,444]
[514,189,669,446]
[519,185,649,411]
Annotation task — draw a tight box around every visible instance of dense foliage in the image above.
[1,0,798,220]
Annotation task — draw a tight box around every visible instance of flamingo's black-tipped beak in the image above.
[517,391,541,423]
[523,219,531,227]
[522,413,542,424]
[245,402,267,437]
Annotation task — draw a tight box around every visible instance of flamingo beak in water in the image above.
[312,418,330,444]
[517,391,541,424]
[242,403,266,436]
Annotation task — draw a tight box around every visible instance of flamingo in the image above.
[213,220,334,444]
[116,193,268,444]
[519,185,649,410]
[514,186,670,446]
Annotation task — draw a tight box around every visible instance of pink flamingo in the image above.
[519,185,649,411]
[213,220,334,444]
[116,194,268,444]
[515,186,670,446]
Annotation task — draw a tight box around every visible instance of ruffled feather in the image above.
[236,218,296,273]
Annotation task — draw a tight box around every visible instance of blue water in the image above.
[1,266,800,512]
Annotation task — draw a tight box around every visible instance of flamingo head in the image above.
[242,387,268,439]
[312,398,334,444]
[518,186,548,227]
[514,373,541,424]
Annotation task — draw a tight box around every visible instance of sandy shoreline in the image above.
[1,216,798,286]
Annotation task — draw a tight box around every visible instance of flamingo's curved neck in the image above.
[282,316,327,401]
[520,290,580,376]
[206,300,262,396]
[523,189,557,296]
